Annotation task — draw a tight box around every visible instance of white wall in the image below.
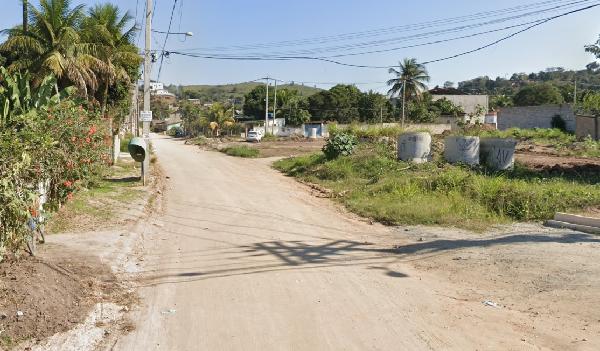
[432,94,489,121]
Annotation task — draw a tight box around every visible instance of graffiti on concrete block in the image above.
[457,138,478,153]
[494,148,513,165]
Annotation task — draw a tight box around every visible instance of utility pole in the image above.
[272,79,277,135]
[22,0,28,32]
[380,105,383,126]
[142,0,152,185]
[265,78,269,136]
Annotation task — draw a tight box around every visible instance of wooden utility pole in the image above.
[142,0,152,185]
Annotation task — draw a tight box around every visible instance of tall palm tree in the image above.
[81,4,141,164]
[387,58,430,127]
[0,0,100,95]
[81,4,140,114]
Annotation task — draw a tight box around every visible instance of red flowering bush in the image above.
[1,99,109,255]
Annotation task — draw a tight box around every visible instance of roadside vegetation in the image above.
[221,145,260,158]
[0,0,140,259]
[274,139,600,232]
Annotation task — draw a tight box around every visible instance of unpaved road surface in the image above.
[117,135,600,351]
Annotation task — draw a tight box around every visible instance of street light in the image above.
[152,30,193,37]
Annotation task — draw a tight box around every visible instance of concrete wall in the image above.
[497,104,576,132]
[431,94,489,121]
[576,115,600,140]
[252,125,304,137]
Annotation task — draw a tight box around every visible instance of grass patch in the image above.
[261,134,278,142]
[221,145,260,158]
[274,142,600,231]
[120,133,134,152]
[46,160,144,234]
[330,123,405,139]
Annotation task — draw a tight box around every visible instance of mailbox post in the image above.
[128,137,147,184]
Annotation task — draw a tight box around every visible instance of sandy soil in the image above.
[114,135,600,351]
[191,137,325,158]
[516,151,600,174]
[0,247,116,348]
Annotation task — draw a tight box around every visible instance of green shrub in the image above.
[322,132,358,159]
[120,133,134,152]
[1,100,108,255]
[221,146,260,158]
[262,134,278,142]
[331,124,404,139]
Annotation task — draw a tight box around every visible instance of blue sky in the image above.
[2,0,600,92]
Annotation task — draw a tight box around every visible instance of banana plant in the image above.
[0,68,72,126]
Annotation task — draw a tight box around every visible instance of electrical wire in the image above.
[421,3,600,64]
[184,0,591,53]
[185,0,595,58]
[178,19,542,60]
[163,3,600,70]
[157,0,178,81]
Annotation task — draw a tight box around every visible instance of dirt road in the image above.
[116,135,600,351]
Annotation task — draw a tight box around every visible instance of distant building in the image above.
[150,82,164,91]
[150,81,176,103]
[430,86,488,124]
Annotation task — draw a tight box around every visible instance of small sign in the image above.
[140,111,153,122]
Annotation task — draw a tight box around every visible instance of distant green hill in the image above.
[165,82,322,103]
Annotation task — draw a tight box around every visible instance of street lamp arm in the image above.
[152,30,193,36]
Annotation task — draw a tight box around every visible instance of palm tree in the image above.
[0,0,100,95]
[81,4,140,164]
[81,4,140,115]
[387,58,430,127]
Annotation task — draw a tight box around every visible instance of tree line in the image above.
[0,0,141,130]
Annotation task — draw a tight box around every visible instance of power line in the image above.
[178,19,541,60]
[184,0,590,53]
[163,3,600,70]
[421,3,600,64]
[157,0,178,81]
[184,0,595,57]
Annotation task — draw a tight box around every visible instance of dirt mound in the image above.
[0,245,122,349]
[516,152,600,175]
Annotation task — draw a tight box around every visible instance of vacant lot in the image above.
[274,141,600,231]
[187,136,325,158]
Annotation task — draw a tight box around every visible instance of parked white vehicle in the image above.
[246,130,262,142]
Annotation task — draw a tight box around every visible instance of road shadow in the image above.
[391,232,600,255]
[104,176,141,183]
[136,231,599,287]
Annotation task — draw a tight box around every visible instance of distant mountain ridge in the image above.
[457,66,600,97]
